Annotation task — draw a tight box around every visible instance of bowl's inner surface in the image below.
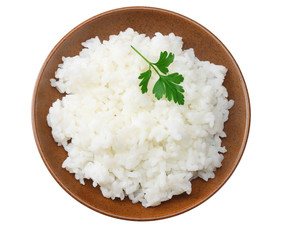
[33,7,249,220]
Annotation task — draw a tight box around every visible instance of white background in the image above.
[1,0,289,239]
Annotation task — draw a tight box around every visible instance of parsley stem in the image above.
[130,45,161,77]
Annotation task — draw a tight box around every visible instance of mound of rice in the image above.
[47,28,234,207]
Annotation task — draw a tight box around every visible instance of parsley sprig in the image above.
[131,45,185,105]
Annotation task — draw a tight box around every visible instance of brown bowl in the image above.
[32,6,250,221]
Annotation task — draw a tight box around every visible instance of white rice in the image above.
[47,28,234,207]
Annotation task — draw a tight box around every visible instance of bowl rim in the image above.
[32,6,251,221]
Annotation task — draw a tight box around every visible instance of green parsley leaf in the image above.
[131,45,185,105]
[152,74,184,104]
[152,79,165,100]
[160,74,185,105]
[138,69,152,93]
[153,51,174,74]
